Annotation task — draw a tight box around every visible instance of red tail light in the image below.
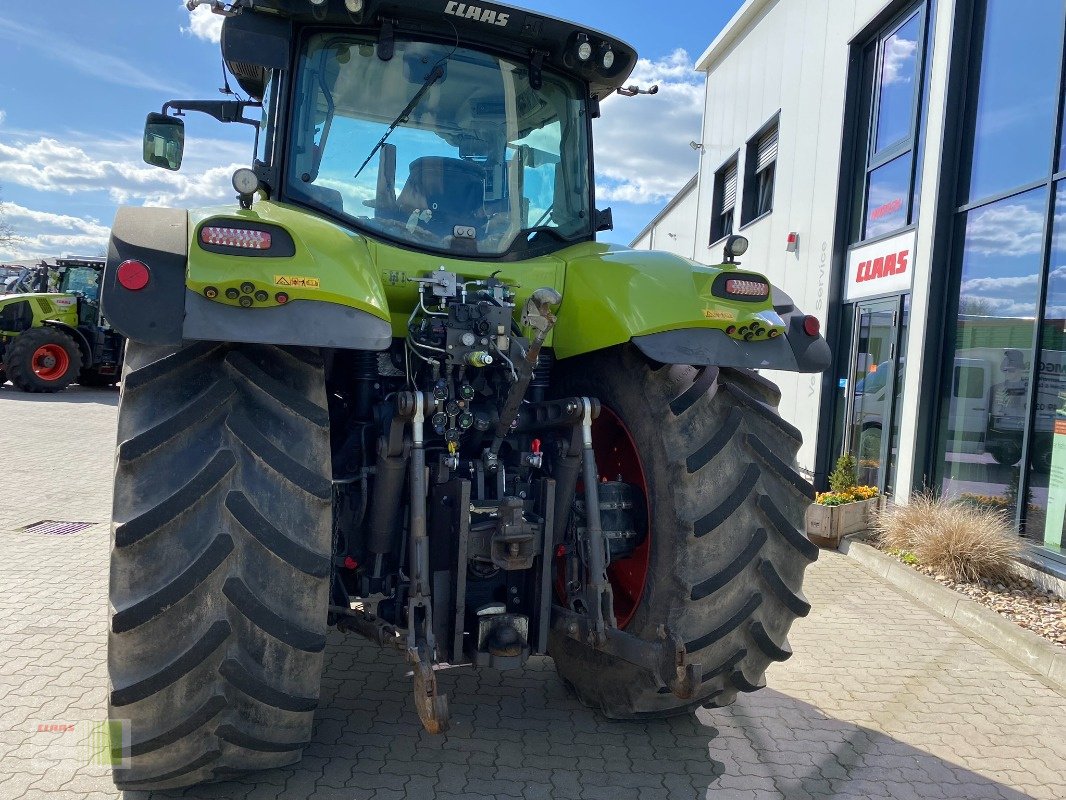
[803,315,821,337]
[117,260,150,291]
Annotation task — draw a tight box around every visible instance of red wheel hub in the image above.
[31,344,70,381]
[592,407,652,629]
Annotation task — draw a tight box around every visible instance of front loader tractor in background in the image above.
[102,0,831,789]
[0,257,125,391]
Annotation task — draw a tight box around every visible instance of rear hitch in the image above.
[399,390,450,735]
[551,396,700,700]
[552,607,700,700]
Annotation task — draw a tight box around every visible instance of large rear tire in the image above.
[550,346,818,718]
[108,342,333,790]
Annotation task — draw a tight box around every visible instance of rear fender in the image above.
[103,204,393,350]
[554,245,830,373]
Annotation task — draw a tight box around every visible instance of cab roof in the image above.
[224,0,638,100]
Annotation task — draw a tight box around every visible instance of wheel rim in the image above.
[31,344,70,381]
[592,406,652,629]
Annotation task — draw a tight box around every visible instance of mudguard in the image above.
[102,204,394,350]
[552,244,830,373]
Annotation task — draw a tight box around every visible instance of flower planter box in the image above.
[805,496,886,549]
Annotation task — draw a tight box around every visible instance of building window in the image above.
[742,118,778,225]
[853,6,929,242]
[710,156,738,243]
[936,0,1066,554]
[965,0,1061,204]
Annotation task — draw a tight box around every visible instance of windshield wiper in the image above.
[354,63,446,181]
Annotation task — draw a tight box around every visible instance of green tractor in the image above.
[0,257,125,392]
[102,0,830,788]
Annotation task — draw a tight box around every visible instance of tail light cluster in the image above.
[200,227,272,250]
[711,272,770,302]
[723,278,769,299]
[196,219,296,258]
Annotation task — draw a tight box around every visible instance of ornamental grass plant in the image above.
[875,492,1022,584]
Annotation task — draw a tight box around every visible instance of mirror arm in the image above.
[162,100,262,128]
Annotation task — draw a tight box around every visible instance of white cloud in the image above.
[0,15,190,96]
[182,3,225,44]
[594,50,704,205]
[966,200,1045,257]
[882,36,917,86]
[0,109,6,126]
[0,135,245,208]
[0,203,110,261]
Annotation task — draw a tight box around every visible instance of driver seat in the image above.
[397,157,486,238]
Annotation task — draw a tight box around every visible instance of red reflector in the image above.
[724,278,769,298]
[275,292,289,305]
[803,315,821,337]
[201,226,272,250]
[343,556,359,570]
[117,260,150,291]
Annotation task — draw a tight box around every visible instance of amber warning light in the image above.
[201,227,272,250]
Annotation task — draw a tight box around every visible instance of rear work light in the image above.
[200,226,272,250]
[724,278,769,298]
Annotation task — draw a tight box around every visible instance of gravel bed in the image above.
[881,549,1066,649]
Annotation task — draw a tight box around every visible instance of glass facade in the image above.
[1026,187,1066,553]
[856,5,929,243]
[937,0,1066,557]
[874,13,922,154]
[830,2,930,497]
[965,0,1061,204]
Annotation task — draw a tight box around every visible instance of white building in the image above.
[634,0,1066,565]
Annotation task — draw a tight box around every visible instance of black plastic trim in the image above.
[182,291,392,351]
[631,320,831,375]
[102,207,189,346]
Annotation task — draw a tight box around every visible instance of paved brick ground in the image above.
[0,384,1064,800]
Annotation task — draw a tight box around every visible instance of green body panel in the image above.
[550,244,782,359]
[0,292,80,334]
[187,203,391,321]
[184,201,782,358]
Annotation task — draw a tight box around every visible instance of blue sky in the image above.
[0,1,744,259]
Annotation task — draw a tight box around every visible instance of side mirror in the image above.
[143,113,185,171]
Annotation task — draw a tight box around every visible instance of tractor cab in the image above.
[53,257,105,327]
[147,0,637,259]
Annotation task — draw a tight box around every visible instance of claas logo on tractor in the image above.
[99,0,830,789]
